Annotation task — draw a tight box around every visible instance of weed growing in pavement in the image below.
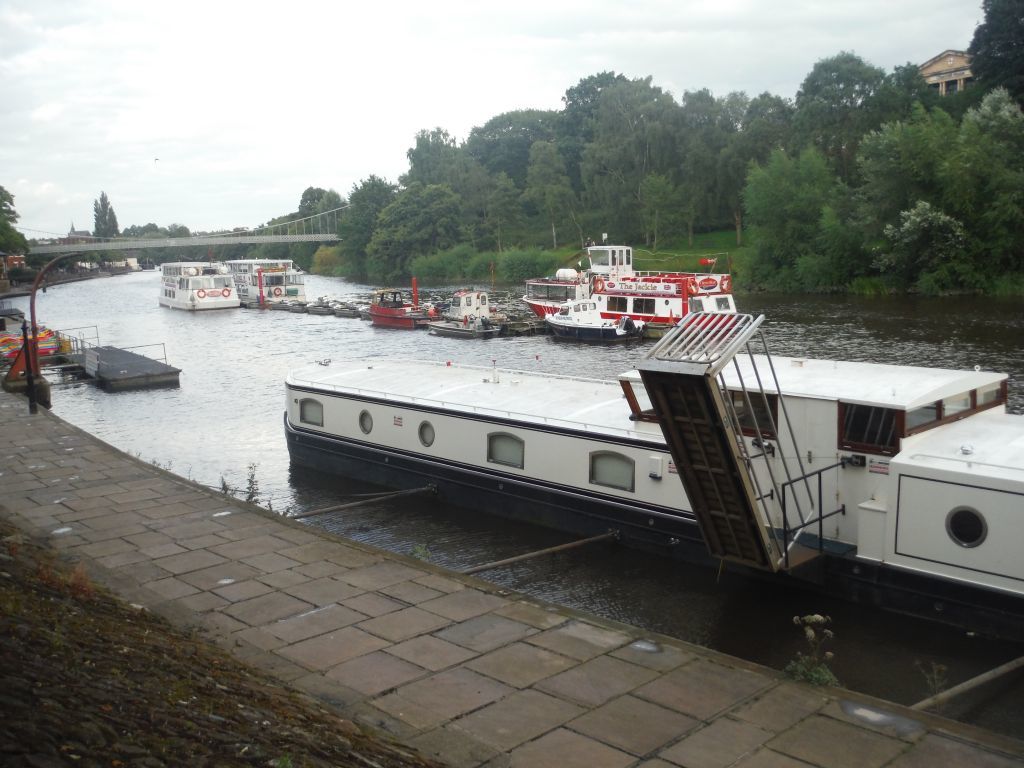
[784,613,839,686]
[244,463,260,504]
[410,543,431,561]
[915,659,949,700]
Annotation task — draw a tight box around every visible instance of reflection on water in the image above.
[8,272,1024,728]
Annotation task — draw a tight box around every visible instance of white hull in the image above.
[159,262,239,310]
[226,259,306,305]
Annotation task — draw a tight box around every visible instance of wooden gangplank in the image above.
[637,314,784,572]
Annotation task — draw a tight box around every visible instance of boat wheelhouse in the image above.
[158,262,239,311]
[225,259,306,306]
[284,314,1024,637]
[368,281,436,330]
[427,289,502,339]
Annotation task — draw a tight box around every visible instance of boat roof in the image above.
[287,359,662,442]
[625,354,1007,410]
[896,409,1024,483]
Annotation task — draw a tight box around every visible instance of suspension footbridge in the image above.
[26,207,344,255]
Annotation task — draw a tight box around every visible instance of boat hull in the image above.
[427,321,500,339]
[284,413,1024,640]
[546,319,642,342]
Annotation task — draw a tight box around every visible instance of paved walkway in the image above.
[2,390,1022,768]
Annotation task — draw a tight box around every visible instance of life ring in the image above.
[196,289,206,299]
[720,275,732,292]
[593,276,606,292]
[222,288,232,298]
[687,281,699,296]
[273,287,283,297]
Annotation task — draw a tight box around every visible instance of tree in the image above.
[969,0,1024,104]
[876,201,967,293]
[743,147,839,287]
[401,128,460,187]
[339,176,397,279]
[0,185,28,255]
[298,187,328,218]
[92,191,119,237]
[638,173,677,250]
[365,183,461,282]
[558,71,629,192]
[483,172,524,252]
[523,141,577,249]
[793,52,888,181]
[581,77,680,241]
[465,110,558,189]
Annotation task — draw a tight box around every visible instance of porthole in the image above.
[945,506,987,548]
[418,421,435,447]
[358,410,373,435]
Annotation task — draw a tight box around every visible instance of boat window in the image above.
[358,410,373,435]
[298,398,324,427]
[943,393,971,417]
[715,297,732,311]
[946,506,987,548]
[906,403,939,431]
[839,403,899,454]
[418,421,435,448]
[608,296,627,312]
[480,295,487,306]
[589,451,635,492]
[688,297,704,313]
[729,391,778,438]
[977,383,1003,406]
[487,432,524,468]
[633,298,655,315]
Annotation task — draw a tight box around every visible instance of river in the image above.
[6,271,1024,734]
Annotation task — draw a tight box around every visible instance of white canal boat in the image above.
[284,314,1024,638]
[158,262,239,310]
[226,259,306,306]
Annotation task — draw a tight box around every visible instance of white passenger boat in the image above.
[523,243,736,324]
[158,262,239,310]
[226,259,306,306]
[284,314,1024,638]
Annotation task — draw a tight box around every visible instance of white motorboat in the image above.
[158,262,239,310]
[545,300,644,342]
[226,259,306,306]
[284,314,1024,638]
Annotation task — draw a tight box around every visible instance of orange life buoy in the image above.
[222,288,231,298]
[721,275,732,292]
[273,287,283,297]
[196,289,206,299]
[686,281,699,296]
[593,276,606,293]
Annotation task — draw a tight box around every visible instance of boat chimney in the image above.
[412,276,419,308]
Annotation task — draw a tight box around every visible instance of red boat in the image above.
[368,278,435,329]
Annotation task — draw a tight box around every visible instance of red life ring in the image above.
[273,287,283,297]
[593,276,606,292]
[196,289,206,299]
[222,288,231,298]
[721,275,732,292]
[687,281,699,296]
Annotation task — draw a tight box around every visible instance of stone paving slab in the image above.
[2,391,1024,768]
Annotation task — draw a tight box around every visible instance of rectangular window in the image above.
[589,451,635,492]
[906,403,939,431]
[977,383,1003,405]
[487,433,524,468]
[632,298,655,315]
[298,398,324,427]
[942,393,971,417]
[608,296,627,312]
[715,297,732,311]
[730,391,778,438]
[839,403,899,454]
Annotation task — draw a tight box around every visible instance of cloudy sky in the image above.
[2,0,982,238]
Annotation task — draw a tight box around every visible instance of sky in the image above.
[1,0,983,239]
